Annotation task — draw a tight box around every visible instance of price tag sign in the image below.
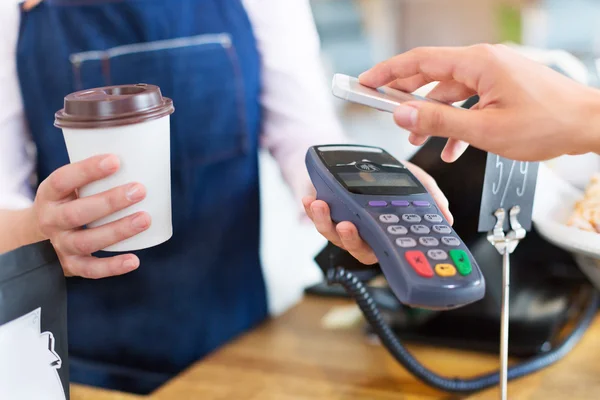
[478,154,540,232]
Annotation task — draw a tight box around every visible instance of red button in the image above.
[405,251,434,278]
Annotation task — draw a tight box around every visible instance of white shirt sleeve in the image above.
[242,0,348,201]
[0,2,35,210]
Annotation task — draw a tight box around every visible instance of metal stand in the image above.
[486,206,526,400]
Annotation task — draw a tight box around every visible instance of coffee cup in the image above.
[54,84,174,252]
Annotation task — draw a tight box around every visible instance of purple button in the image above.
[392,200,410,207]
[369,201,387,207]
[413,201,431,207]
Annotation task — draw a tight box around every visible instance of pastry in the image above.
[567,173,600,233]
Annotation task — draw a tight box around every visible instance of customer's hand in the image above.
[31,155,150,278]
[359,44,600,162]
[302,162,451,265]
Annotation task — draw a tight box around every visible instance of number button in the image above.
[387,225,408,235]
[419,237,439,246]
[396,238,417,248]
[427,249,448,260]
[405,250,434,278]
[402,214,422,223]
[410,225,430,235]
[432,225,452,234]
[424,214,443,223]
[441,237,461,246]
[379,214,399,223]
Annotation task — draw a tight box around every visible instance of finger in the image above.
[55,182,146,230]
[408,133,429,146]
[404,81,474,152]
[404,162,453,225]
[64,254,140,279]
[359,45,494,91]
[392,100,491,145]
[441,139,470,163]
[426,80,476,105]
[61,211,151,255]
[309,201,343,247]
[431,188,453,226]
[42,154,120,201]
[336,222,378,265]
[387,74,432,94]
[302,195,316,221]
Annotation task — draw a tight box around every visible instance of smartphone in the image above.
[331,73,442,112]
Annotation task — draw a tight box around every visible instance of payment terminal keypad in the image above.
[424,214,443,223]
[402,214,422,223]
[432,225,451,234]
[419,237,439,246]
[396,238,417,248]
[435,264,457,277]
[380,214,400,223]
[369,200,473,278]
[441,237,461,246]
[404,250,434,277]
[427,249,447,260]
[387,225,408,235]
[410,225,430,234]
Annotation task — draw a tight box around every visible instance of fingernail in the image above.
[394,104,418,128]
[126,184,145,202]
[358,72,366,80]
[131,213,150,230]
[99,155,119,172]
[122,258,138,270]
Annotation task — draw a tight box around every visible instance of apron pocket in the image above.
[69,33,249,167]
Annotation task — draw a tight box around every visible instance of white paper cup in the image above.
[55,84,174,252]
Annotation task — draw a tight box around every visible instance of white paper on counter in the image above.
[0,308,66,400]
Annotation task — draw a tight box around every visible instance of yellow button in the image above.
[435,264,456,277]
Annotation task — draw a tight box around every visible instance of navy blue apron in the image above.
[16,0,268,394]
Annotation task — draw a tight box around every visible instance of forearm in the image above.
[0,207,45,253]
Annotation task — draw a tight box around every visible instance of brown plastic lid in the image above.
[54,83,174,129]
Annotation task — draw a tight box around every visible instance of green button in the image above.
[449,250,472,276]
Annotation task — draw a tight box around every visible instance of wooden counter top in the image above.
[71,296,600,400]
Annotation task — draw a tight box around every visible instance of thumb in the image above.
[393,101,480,143]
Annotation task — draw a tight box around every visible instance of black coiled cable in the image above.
[326,267,599,394]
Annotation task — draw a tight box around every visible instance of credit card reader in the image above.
[306,144,485,309]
